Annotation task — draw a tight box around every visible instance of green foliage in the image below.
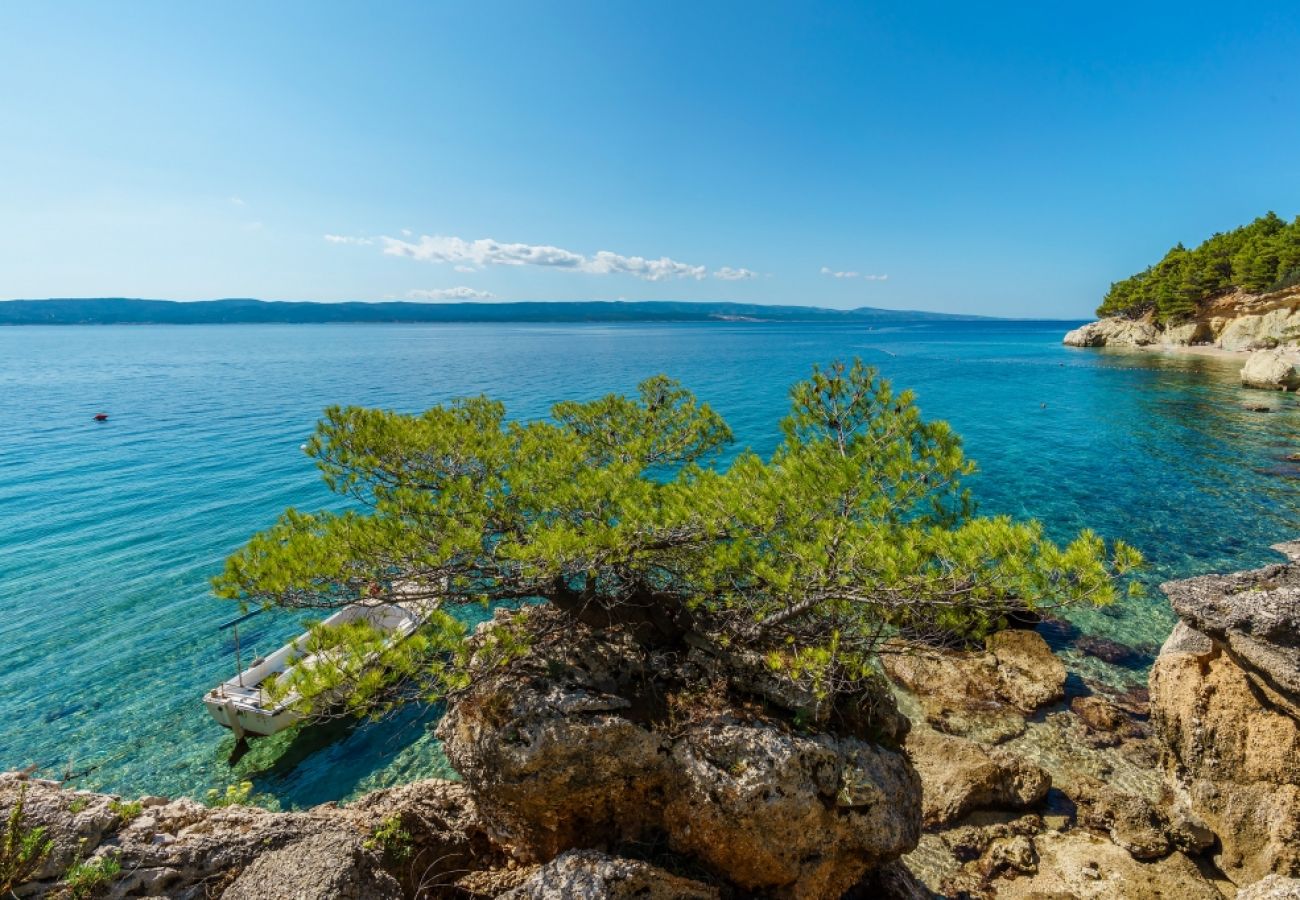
[67,798,89,815]
[1097,212,1300,322]
[216,361,1139,712]
[1,785,53,896]
[106,800,141,824]
[60,852,120,899]
[205,781,255,808]
[363,815,413,861]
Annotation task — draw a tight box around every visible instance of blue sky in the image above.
[2,2,1299,317]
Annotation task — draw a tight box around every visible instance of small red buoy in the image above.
[93,413,109,422]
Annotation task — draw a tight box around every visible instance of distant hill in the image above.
[0,298,988,326]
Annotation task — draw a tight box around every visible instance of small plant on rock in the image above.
[1,784,53,896]
[60,850,120,899]
[363,814,413,861]
[107,800,141,823]
[205,781,255,808]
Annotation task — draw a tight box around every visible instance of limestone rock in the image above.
[438,608,922,899]
[1153,553,1300,885]
[1079,785,1172,860]
[1219,307,1300,351]
[906,726,1050,826]
[497,850,719,900]
[1063,318,1161,347]
[984,830,1223,899]
[882,631,1065,742]
[1150,639,1300,883]
[1162,320,1213,345]
[663,723,921,898]
[0,774,493,900]
[221,831,402,900]
[1242,349,1300,390]
[1239,875,1300,900]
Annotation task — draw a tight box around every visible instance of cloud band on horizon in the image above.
[327,232,757,283]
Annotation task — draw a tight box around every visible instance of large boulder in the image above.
[1151,548,1300,885]
[437,608,922,899]
[1242,349,1300,390]
[905,726,1050,826]
[882,630,1066,742]
[1063,318,1161,347]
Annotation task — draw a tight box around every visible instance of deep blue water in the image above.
[1,321,1297,808]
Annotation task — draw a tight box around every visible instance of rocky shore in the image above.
[4,546,1300,898]
[1063,286,1300,391]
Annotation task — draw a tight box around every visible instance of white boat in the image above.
[203,599,430,739]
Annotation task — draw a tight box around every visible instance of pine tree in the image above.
[215,363,1139,720]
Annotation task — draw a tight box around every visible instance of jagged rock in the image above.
[1078,785,1171,859]
[222,831,402,900]
[882,631,1065,742]
[1162,557,1300,704]
[1162,320,1213,345]
[1239,875,1300,899]
[1242,349,1300,390]
[905,726,1050,826]
[0,774,494,899]
[663,723,921,898]
[1152,551,1300,885]
[1063,318,1161,347]
[438,608,921,899]
[1219,307,1300,352]
[982,830,1224,899]
[497,850,719,900]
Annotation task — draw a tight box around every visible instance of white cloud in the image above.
[229,196,245,207]
[406,287,496,300]
[324,234,374,245]
[820,266,887,281]
[378,234,709,282]
[714,266,757,281]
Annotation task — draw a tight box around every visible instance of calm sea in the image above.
[1,321,1296,808]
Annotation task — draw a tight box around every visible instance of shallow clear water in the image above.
[0,321,1296,807]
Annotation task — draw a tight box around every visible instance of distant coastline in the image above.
[0,297,994,326]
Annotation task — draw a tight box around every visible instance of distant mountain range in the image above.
[0,298,989,325]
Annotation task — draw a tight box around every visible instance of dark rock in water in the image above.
[1035,615,1081,648]
[1074,634,1154,669]
[1243,402,1274,412]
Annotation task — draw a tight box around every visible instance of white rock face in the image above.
[1161,321,1211,345]
[1218,307,1300,351]
[1063,318,1160,347]
[1240,349,1300,390]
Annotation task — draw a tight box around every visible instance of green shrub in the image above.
[1,784,53,895]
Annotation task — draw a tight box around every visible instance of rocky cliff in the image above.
[1064,286,1300,352]
[1151,542,1300,887]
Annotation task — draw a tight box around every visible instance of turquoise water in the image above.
[1,321,1297,807]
